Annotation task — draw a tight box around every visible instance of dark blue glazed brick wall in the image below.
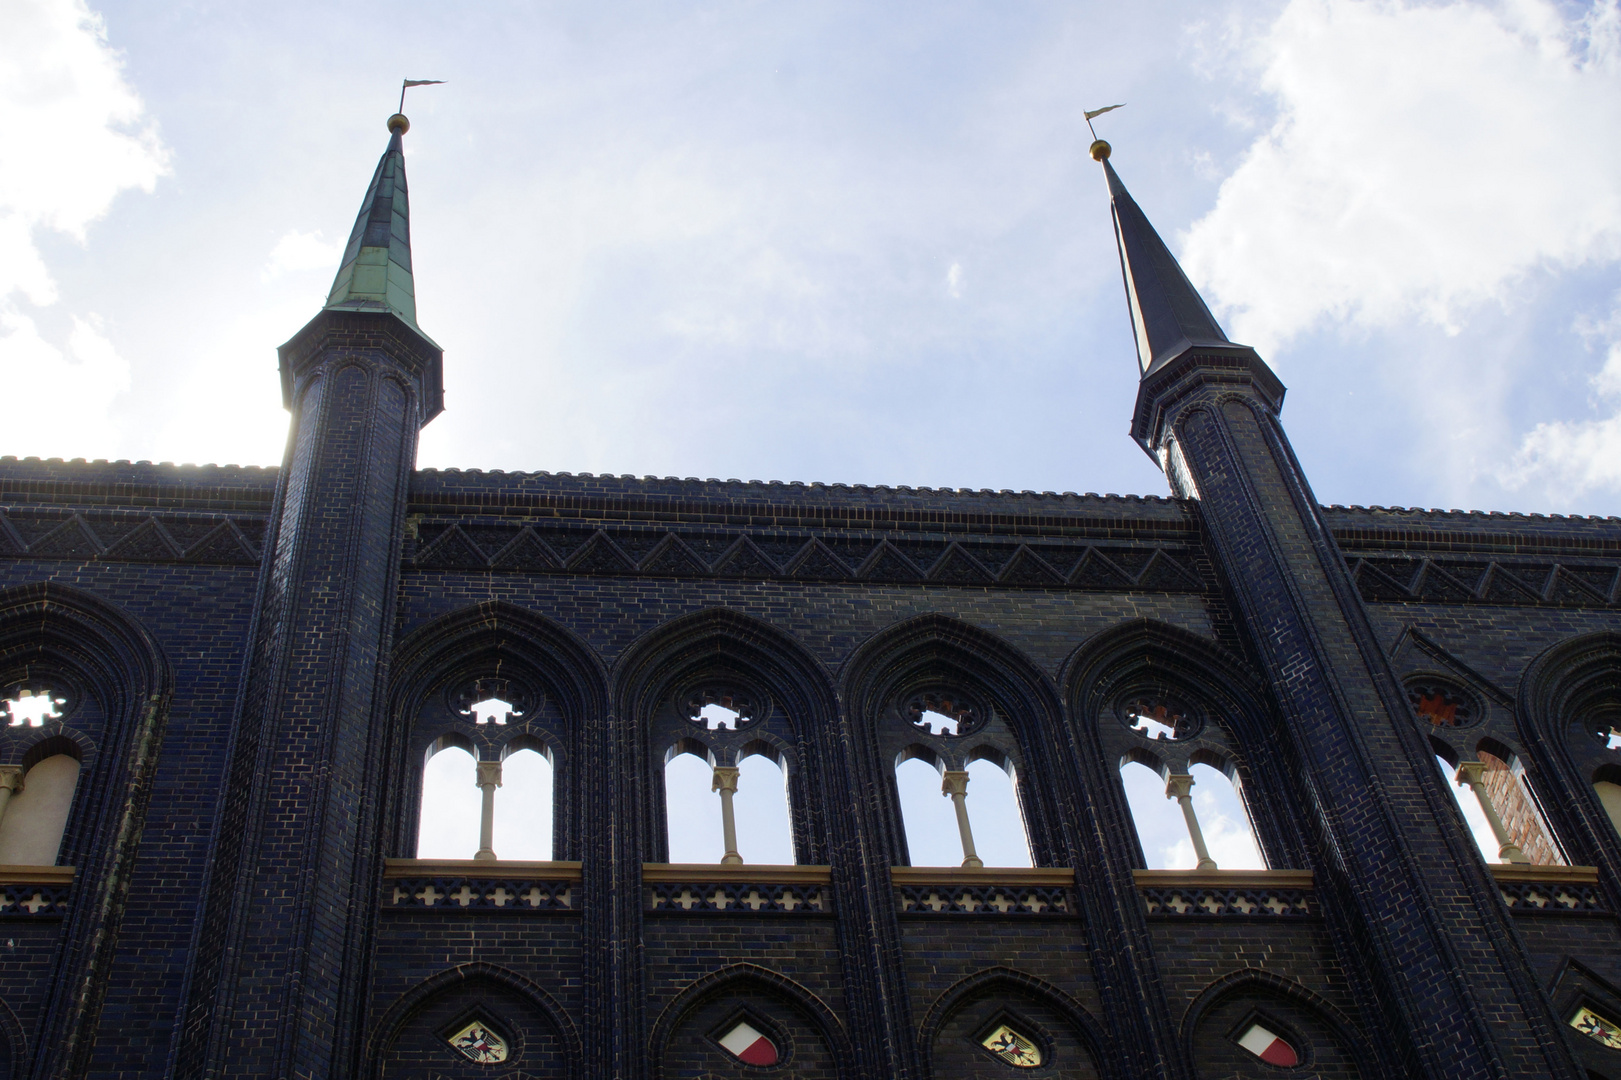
[2,451,1621,1079]
[0,556,261,1077]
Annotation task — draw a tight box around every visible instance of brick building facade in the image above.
[0,116,1618,1078]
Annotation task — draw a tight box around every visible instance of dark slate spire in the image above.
[1096,143,1229,375]
[325,113,430,339]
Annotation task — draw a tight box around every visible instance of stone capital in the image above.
[0,764,22,793]
[1164,772,1195,800]
[1454,761,1486,788]
[940,769,970,798]
[710,765,740,794]
[476,760,503,788]
[1130,345,1286,456]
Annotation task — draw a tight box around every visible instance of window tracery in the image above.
[3,686,67,728]
[906,690,983,738]
[452,676,532,726]
[1107,684,1265,871]
[654,677,795,865]
[686,687,755,731]
[408,667,565,862]
[1121,694,1200,741]
[886,682,1031,868]
[1405,679,1479,729]
[1419,674,1567,867]
[0,674,93,867]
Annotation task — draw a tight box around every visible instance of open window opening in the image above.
[493,744,554,861]
[894,751,1030,868]
[961,755,1032,867]
[0,751,81,865]
[1120,759,1186,869]
[1436,751,1499,860]
[895,753,963,866]
[731,750,794,864]
[1476,745,1562,865]
[665,747,721,863]
[1186,762,1264,869]
[417,740,479,859]
[1435,740,1562,865]
[664,743,793,864]
[1595,765,1621,842]
[1119,757,1263,870]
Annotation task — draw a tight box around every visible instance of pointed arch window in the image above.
[494,744,554,861]
[417,739,480,859]
[1119,756,1263,871]
[660,683,796,865]
[665,745,794,865]
[1432,737,1563,865]
[896,755,1032,868]
[1109,684,1269,871]
[888,686,1033,868]
[416,734,556,862]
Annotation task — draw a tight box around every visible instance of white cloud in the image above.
[264,229,343,280]
[0,310,130,457]
[1182,0,1621,356]
[1507,298,1621,497]
[0,0,168,304]
[0,0,167,457]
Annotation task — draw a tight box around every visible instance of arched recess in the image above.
[841,614,1064,867]
[0,581,171,1077]
[386,602,607,862]
[648,962,854,1080]
[1517,632,1621,887]
[916,966,1110,1079]
[0,993,26,1079]
[614,609,839,864]
[1181,969,1376,1079]
[1064,619,1309,873]
[365,960,582,1080]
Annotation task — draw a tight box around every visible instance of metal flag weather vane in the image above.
[399,78,447,113]
[1084,103,1125,141]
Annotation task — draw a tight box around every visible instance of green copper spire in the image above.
[324,114,429,338]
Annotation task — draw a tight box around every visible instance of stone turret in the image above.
[181,114,442,1080]
[1099,141,1581,1079]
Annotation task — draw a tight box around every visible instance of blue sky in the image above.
[6,0,1621,516]
[7,0,1598,865]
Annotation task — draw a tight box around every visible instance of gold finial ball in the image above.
[1089,139,1111,162]
[387,113,410,135]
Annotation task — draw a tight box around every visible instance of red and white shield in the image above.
[717,1019,779,1066]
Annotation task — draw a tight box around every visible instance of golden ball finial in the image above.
[387,113,410,135]
[1089,139,1111,162]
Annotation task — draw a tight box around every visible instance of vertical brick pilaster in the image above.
[179,311,440,1080]
[1136,348,1580,1079]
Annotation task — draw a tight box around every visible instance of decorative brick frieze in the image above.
[891,867,1074,916]
[0,509,265,566]
[647,882,830,913]
[1346,554,1620,607]
[1490,865,1612,916]
[385,879,576,911]
[896,884,1070,915]
[0,883,71,918]
[407,519,1207,591]
[0,862,73,914]
[1134,870,1315,918]
[643,864,831,914]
